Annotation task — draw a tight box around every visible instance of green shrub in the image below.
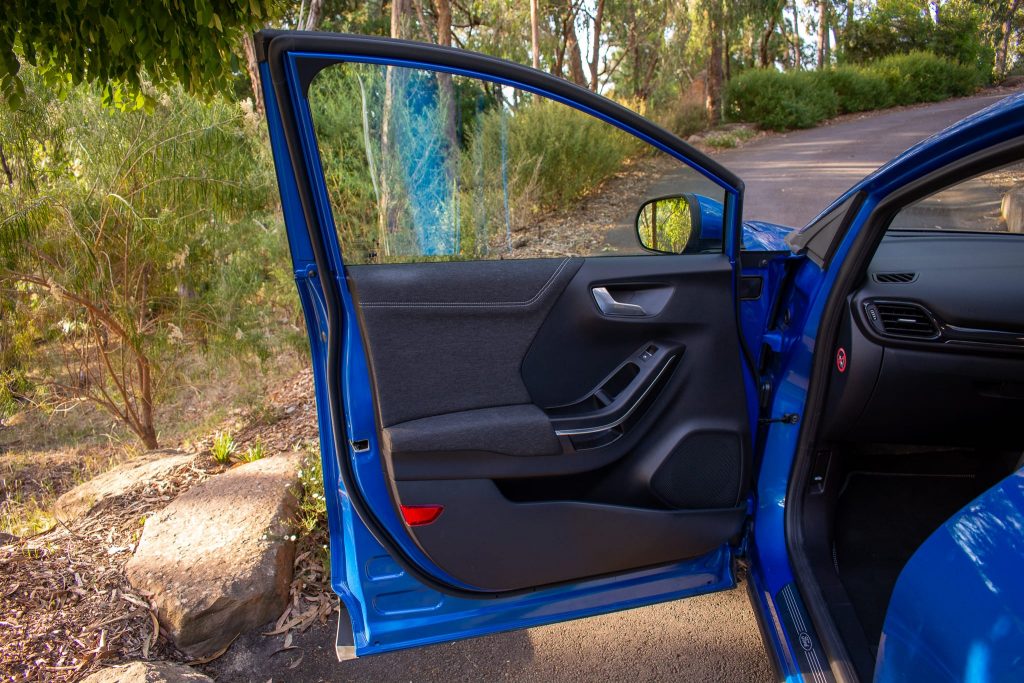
[657,100,708,138]
[238,439,266,463]
[726,52,982,131]
[211,432,237,465]
[0,70,279,448]
[868,52,981,105]
[823,66,893,113]
[478,97,639,208]
[724,69,838,131]
[843,0,990,78]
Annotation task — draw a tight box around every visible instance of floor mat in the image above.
[833,471,985,650]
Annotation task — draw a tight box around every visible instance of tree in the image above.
[995,0,1024,77]
[589,0,606,90]
[759,0,789,67]
[563,1,589,86]
[705,0,725,122]
[531,0,542,69]
[0,0,276,108]
[817,0,831,67]
[790,0,803,68]
[0,73,276,448]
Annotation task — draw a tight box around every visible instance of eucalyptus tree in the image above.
[0,0,277,109]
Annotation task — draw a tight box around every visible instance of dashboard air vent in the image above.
[873,301,939,339]
[873,272,918,284]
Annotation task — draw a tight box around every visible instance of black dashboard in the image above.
[822,231,1024,448]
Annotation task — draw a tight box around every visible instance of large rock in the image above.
[54,449,193,523]
[125,454,301,659]
[81,661,212,683]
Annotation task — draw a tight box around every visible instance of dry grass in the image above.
[0,447,122,537]
[0,350,307,540]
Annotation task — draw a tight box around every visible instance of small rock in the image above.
[126,454,302,659]
[80,661,212,682]
[1001,187,1024,232]
[54,449,193,523]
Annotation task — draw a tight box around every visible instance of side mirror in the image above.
[635,195,703,254]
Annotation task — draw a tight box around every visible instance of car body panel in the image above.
[874,467,1024,683]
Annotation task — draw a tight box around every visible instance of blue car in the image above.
[257,31,1024,682]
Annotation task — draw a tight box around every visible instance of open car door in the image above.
[257,31,757,657]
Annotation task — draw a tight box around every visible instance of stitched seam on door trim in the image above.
[359,257,574,308]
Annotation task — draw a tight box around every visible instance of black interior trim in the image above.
[398,478,746,591]
[786,136,1024,680]
[547,342,681,437]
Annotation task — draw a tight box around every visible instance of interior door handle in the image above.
[592,286,648,317]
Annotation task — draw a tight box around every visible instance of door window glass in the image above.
[306,61,726,264]
[889,162,1024,234]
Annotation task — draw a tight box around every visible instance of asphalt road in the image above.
[210,92,1010,683]
[655,91,1010,229]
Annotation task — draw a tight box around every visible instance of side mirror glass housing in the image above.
[635,194,704,254]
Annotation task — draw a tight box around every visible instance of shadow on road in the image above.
[208,579,772,683]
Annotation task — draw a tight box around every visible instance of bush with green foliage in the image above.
[723,69,838,131]
[477,97,639,208]
[727,52,983,130]
[822,66,893,113]
[869,52,982,105]
[0,70,288,448]
[657,101,708,138]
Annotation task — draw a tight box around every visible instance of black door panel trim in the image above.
[348,258,583,426]
[398,478,746,591]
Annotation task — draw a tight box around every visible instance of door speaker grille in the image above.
[651,431,743,509]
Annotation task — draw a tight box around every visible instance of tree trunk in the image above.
[391,0,408,38]
[589,0,605,90]
[706,0,723,123]
[0,141,12,187]
[137,355,159,450]
[844,0,854,52]
[817,0,828,68]
[303,0,324,30]
[759,2,782,68]
[530,0,541,69]
[564,0,587,86]
[996,0,1023,79]
[433,0,458,152]
[790,0,801,69]
[241,33,263,115]
[378,0,410,258]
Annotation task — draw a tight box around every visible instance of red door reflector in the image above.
[836,347,848,373]
[400,504,444,526]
